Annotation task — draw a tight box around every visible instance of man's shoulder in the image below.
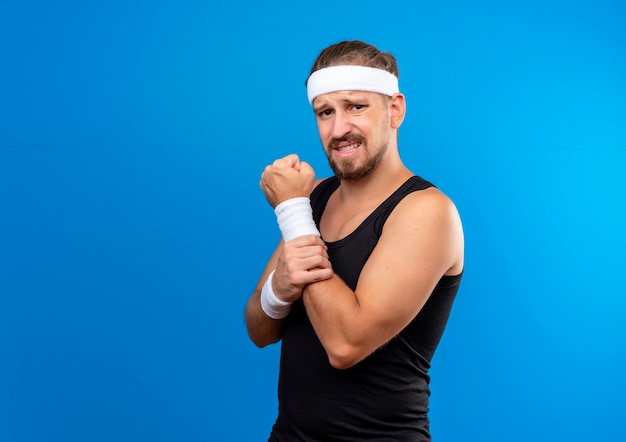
[385,184,464,274]
[393,186,460,224]
[402,184,453,205]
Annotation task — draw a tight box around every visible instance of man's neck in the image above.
[335,155,412,204]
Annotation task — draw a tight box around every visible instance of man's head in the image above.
[305,41,406,181]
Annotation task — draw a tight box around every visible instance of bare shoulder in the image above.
[391,186,460,223]
[384,186,464,274]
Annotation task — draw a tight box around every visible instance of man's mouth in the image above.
[335,142,361,153]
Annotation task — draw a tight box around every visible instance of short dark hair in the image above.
[307,40,399,82]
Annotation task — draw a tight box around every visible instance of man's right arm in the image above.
[245,242,285,347]
[245,235,332,347]
[247,154,332,347]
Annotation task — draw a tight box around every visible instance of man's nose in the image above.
[331,111,352,139]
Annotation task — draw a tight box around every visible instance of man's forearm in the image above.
[245,292,285,348]
[302,275,365,368]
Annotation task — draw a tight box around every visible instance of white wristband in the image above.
[274,197,320,242]
[260,270,292,319]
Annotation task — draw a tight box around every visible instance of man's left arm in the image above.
[302,189,464,369]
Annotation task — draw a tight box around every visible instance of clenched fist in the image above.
[260,154,316,208]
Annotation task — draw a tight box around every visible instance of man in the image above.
[245,40,464,441]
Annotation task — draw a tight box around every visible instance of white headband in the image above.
[306,65,399,105]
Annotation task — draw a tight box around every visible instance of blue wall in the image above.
[1,1,624,440]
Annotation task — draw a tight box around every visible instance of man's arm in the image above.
[302,189,464,369]
[245,242,284,347]
[245,235,333,348]
[246,154,333,347]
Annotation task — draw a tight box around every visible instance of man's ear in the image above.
[389,93,406,129]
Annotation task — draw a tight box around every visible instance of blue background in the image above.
[1,1,624,441]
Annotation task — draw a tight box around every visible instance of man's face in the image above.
[313,91,393,181]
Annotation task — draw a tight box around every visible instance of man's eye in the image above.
[352,104,365,111]
[319,109,333,117]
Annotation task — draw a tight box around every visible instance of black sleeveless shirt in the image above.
[269,176,462,442]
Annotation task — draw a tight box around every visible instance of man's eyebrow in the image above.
[314,96,366,112]
[313,102,329,113]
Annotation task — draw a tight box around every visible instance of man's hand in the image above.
[273,235,333,303]
[260,154,316,208]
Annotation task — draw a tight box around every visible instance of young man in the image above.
[245,40,464,441]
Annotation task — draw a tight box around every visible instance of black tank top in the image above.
[269,176,462,442]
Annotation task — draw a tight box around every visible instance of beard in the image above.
[325,133,389,181]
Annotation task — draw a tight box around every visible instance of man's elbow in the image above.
[326,344,367,370]
[247,328,282,349]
